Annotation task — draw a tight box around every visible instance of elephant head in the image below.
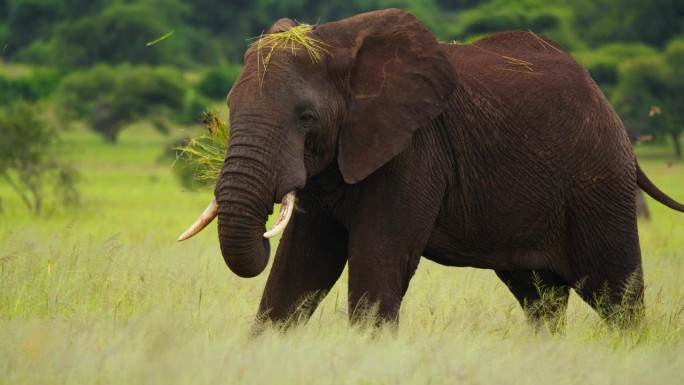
[178,9,457,278]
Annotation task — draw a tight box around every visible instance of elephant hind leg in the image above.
[565,184,645,328]
[571,267,644,328]
[495,269,570,332]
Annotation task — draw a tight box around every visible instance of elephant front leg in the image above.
[347,244,423,326]
[345,177,442,326]
[255,190,348,331]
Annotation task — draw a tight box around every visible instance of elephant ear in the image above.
[321,9,457,184]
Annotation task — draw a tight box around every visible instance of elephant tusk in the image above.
[177,198,219,242]
[263,191,296,238]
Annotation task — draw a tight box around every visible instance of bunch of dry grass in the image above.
[250,24,331,87]
[173,109,229,184]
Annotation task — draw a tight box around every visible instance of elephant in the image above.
[178,9,684,330]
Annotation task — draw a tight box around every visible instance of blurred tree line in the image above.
[0,0,683,211]
[0,0,684,141]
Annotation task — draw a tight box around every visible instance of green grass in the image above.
[1,127,683,384]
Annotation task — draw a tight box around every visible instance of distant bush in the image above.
[57,65,195,142]
[461,12,525,36]
[446,1,583,50]
[196,65,243,100]
[611,39,684,158]
[56,3,172,67]
[574,43,657,94]
[528,11,560,31]
[0,69,63,105]
[3,0,62,56]
[178,90,213,126]
[0,102,79,215]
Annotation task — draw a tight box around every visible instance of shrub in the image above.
[612,43,684,158]
[0,102,79,215]
[52,3,174,67]
[574,43,657,94]
[0,69,63,105]
[56,65,192,142]
[196,65,243,100]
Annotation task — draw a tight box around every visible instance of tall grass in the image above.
[1,126,683,384]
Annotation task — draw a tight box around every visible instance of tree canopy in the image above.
[1,0,683,154]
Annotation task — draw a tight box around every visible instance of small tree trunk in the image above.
[672,131,682,159]
[1,172,33,213]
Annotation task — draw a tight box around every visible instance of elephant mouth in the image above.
[177,190,297,241]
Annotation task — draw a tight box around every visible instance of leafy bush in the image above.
[55,3,173,67]
[611,40,684,157]
[0,102,79,215]
[196,65,243,100]
[0,69,63,105]
[574,43,657,94]
[461,12,525,36]
[445,1,583,50]
[3,0,62,56]
[178,89,213,125]
[55,65,117,120]
[56,65,193,142]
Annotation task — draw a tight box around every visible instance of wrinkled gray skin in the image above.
[205,9,684,330]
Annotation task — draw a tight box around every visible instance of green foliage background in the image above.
[2,0,683,146]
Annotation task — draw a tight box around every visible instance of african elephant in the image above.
[179,9,684,329]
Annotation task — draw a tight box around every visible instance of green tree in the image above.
[568,0,684,47]
[444,0,582,50]
[196,65,242,100]
[55,2,176,67]
[4,0,62,55]
[612,40,684,158]
[57,65,189,143]
[573,43,657,95]
[0,103,79,215]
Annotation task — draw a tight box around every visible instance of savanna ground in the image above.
[1,124,683,385]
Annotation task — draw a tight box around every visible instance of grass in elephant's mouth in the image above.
[173,109,229,183]
[1,127,683,385]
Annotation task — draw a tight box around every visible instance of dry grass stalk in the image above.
[470,43,535,72]
[528,30,564,53]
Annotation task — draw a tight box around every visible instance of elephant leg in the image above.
[565,187,645,328]
[255,189,348,331]
[347,237,425,327]
[495,269,570,332]
[571,262,644,328]
[345,172,443,327]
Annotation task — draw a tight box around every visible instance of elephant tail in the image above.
[636,162,684,213]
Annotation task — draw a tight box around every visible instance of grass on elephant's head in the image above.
[1,129,684,384]
[249,23,331,88]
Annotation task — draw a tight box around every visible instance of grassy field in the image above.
[1,126,683,385]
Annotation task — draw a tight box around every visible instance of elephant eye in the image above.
[299,110,317,128]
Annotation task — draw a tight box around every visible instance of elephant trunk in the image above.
[216,176,271,277]
[215,138,275,278]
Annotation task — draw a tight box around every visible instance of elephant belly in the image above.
[422,245,554,270]
[423,211,561,271]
